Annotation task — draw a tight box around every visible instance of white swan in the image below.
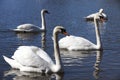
[59,14,103,51]
[3,26,69,73]
[85,9,108,21]
[13,9,49,32]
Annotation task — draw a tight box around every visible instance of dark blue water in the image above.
[0,0,120,80]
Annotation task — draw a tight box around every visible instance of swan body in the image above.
[3,46,53,73]
[3,26,68,73]
[13,9,49,33]
[59,35,97,51]
[59,14,103,51]
[13,24,41,32]
[85,9,108,21]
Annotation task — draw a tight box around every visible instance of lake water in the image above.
[0,0,120,80]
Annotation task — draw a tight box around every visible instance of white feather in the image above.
[13,9,48,32]
[3,26,66,73]
[59,14,102,51]
[59,35,96,51]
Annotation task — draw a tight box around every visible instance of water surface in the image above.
[0,0,120,80]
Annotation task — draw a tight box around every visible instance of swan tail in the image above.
[3,55,21,69]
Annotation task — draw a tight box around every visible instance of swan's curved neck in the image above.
[53,32,62,71]
[94,18,102,50]
[41,12,46,30]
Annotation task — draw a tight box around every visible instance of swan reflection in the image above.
[15,32,40,40]
[61,50,103,79]
[93,51,103,79]
[60,50,96,66]
[15,31,46,49]
[41,31,46,50]
[4,69,64,80]
[60,50,96,58]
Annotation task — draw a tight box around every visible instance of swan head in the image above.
[95,12,106,22]
[99,14,107,22]
[98,8,108,22]
[53,26,69,36]
[41,9,49,14]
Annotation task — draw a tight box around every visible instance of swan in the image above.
[3,26,69,73]
[13,9,49,33]
[85,9,108,21]
[59,14,103,51]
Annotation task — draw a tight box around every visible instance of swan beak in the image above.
[100,18,105,22]
[63,32,70,36]
[100,16,105,22]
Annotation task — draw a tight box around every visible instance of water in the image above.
[0,0,120,80]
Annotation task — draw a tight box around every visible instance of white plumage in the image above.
[13,9,49,32]
[3,26,68,73]
[3,46,53,73]
[59,35,96,51]
[85,9,108,21]
[59,14,103,51]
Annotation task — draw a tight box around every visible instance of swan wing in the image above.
[86,13,107,19]
[59,35,76,49]
[14,24,40,32]
[86,13,96,18]
[86,12,100,19]
[3,56,22,69]
[32,46,54,64]
[59,35,96,50]
[12,46,54,68]
[68,37,96,50]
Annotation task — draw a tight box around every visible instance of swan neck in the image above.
[41,12,46,30]
[53,32,62,68]
[94,18,102,50]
